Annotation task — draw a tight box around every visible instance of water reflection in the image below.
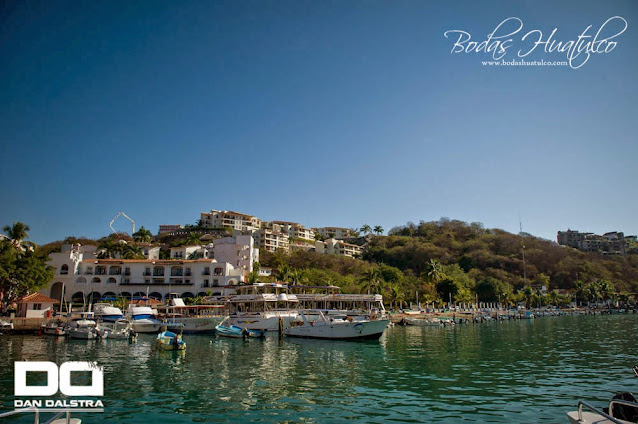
[1,315,637,423]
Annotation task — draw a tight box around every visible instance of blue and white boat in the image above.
[93,303,124,322]
[216,317,264,338]
[156,329,186,351]
[127,304,162,333]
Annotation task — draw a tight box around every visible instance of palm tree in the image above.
[121,244,145,259]
[359,267,382,294]
[386,283,405,310]
[132,226,153,243]
[276,264,291,283]
[373,225,384,235]
[2,221,35,253]
[186,233,202,246]
[97,239,121,259]
[426,259,445,284]
[290,268,306,286]
[521,286,534,308]
[360,224,372,235]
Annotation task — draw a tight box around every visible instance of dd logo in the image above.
[15,361,104,396]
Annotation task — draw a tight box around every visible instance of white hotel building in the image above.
[200,209,262,232]
[43,241,255,304]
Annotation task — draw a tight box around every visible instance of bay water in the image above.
[1,314,637,423]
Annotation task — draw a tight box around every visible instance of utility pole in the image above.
[520,219,527,285]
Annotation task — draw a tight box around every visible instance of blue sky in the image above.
[1,0,636,244]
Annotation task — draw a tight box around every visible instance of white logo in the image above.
[14,361,104,397]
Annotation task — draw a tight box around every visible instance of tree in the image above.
[426,259,446,285]
[0,239,53,300]
[132,226,152,243]
[359,267,382,294]
[2,221,35,254]
[121,244,145,260]
[360,224,372,236]
[373,226,384,235]
[97,239,122,259]
[276,264,291,283]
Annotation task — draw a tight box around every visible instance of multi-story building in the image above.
[268,221,315,242]
[200,210,262,232]
[314,238,363,258]
[253,229,289,252]
[313,227,356,240]
[158,225,184,234]
[42,243,248,303]
[557,229,634,255]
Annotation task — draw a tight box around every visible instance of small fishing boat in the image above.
[156,328,186,351]
[67,319,98,340]
[404,317,442,326]
[100,319,135,340]
[284,311,389,340]
[41,321,67,336]
[0,319,12,335]
[215,317,264,338]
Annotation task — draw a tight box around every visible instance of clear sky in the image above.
[1,0,637,244]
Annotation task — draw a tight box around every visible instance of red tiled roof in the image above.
[16,293,60,304]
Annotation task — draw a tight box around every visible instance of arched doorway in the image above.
[71,292,84,304]
[50,282,64,301]
[87,291,101,303]
[120,292,132,300]
[149,292,162,301]
[182,292,194,299]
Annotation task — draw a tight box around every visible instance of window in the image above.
[60,264,69,275]
[33,303,42,310]
[203,280,209,287]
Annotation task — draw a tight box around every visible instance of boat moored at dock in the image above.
[284,310,390,340]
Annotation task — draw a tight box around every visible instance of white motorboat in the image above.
[156,298,225,333]
[127,305,162,333]
[0,319,14,333]
[67,319,98,339]
[567,397,638,424]
[100,319,134,339]
[284,311,390,340]
[41,321,67,336]
[93,303,124,322]
[226,284,302,331]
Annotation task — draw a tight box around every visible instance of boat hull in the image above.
[229,312,300,331]
[165,317,223,333]
[131,320,162,333]
[285,319,390,340]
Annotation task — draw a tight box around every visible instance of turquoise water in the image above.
[1,315,637,423]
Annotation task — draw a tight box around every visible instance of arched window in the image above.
[60,264,69,275]
[91,277,101,284]
[214,267,223,276]
[171,266,183,277]
[107,277,116,284]
[149,292,162,301]
[71,292,84,303]
[103,292,117,299]
[76,277,87,285]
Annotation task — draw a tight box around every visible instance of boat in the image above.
[0,318,14,334]
[92,302,124,322]
[41,321,67,336]
[156,327,186,351]
[404,317,443,326]
[215,317,265,338]
[225,283,302,331]
[284,310,390,340]
[521,311,535,319]
[99,319,135,340]
[127,303,162,333]
[568,394,638,424]
[67,318,98,339]
[156,297,225,333]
